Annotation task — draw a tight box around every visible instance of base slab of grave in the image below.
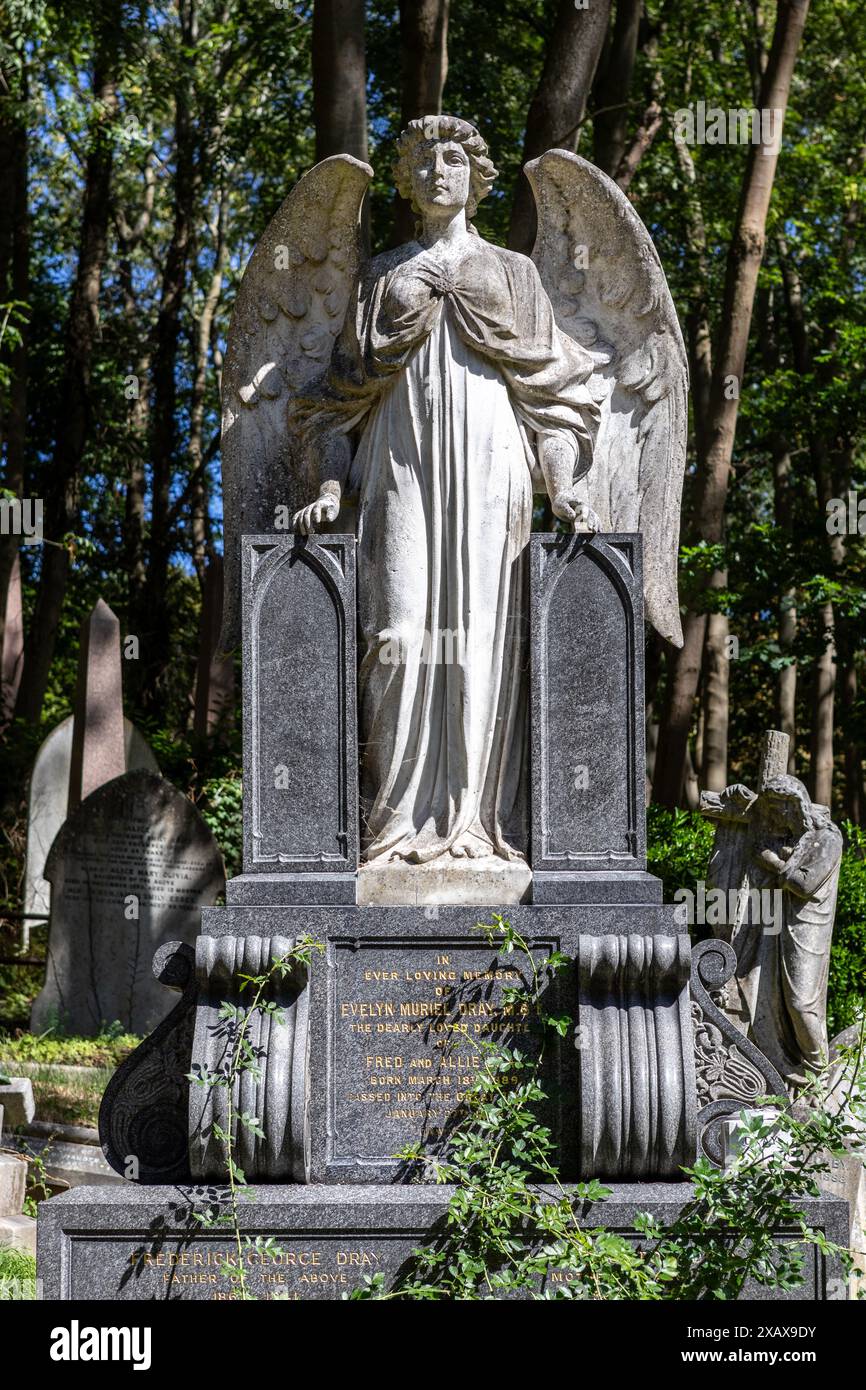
[38,1184,849,1301]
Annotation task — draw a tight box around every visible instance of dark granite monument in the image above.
[38,121,848,1300]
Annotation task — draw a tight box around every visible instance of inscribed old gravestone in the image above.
[24,716,157,920]
[31,770,224,1035]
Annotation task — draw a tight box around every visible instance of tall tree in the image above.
[592,0,642,179]
[0,15,30,668]
[14,0,123,723]
[392,0,449,243]
[312,0,368,162]
[508,0,611,253]
[652,0,811,808]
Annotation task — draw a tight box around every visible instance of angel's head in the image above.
[393,116,497,223]
[759,775,818,838]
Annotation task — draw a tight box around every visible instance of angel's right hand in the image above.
[293,492,340,535]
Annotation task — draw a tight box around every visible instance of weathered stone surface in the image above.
[0,1078,35,1128]
[67,599,127,814]
[38,1183,849,1300]
[531,534,648,901]
[241,534,358,883]
[701,737,842,1092]
[0,1213,36,1255]
[4,1132,123,1188]
[24,715,157,920]
[357,857,532,907]
[31,770,224,1036]
[0,1152,27,1217]
[690,939,786,1167]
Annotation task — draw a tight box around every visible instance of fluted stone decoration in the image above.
[578,933,696,1178]
[189,934,310,1182]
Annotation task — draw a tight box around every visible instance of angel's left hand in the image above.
[552,490,600,533]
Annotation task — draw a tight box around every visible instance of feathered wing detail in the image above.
[525,149,688,647]
[219,154,372,650]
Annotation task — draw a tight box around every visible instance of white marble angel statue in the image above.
[220,115,687,876]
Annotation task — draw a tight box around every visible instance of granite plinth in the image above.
[38,1184,849,1301]
[533,870,664,905]
[226,873,357,906]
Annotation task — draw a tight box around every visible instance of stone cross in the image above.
[757,728,790,791]
[67,599,126,814]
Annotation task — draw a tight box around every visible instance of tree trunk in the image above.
[508,0,612,254]
[592,0,642,179]
[702,606,729,790]
[652,0,810,807]
[188,194,229,585]
[14,0,122,723]
[0,65,29,671]
[116,160,156,637]
[772,437,798,765]
[392,0,449,245]
[756,280,798,769]
[134,0,198,714]
[811,600,836,809]
[312,0,368,162]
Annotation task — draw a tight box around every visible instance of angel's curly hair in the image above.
[393,115,497,220]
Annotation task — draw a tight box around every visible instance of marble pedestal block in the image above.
[38,1183,849,1301]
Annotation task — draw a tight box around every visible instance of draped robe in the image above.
[296,235,598,864]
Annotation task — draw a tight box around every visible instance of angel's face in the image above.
[410,140,471,217]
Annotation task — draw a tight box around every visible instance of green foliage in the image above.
[0,1030,139,1067]
[647,804,715,904]
[831,824,866,1035]
[0,1245,37,1302]
[198,773,243,881]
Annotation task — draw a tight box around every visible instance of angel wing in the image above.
[219,154,372,651]
[525,149,688,648]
